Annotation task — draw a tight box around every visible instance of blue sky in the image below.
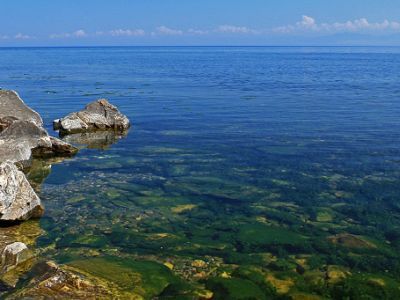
[1,0,400,46]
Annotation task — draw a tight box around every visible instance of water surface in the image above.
[1,46,400,298]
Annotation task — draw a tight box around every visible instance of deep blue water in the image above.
[2,47,400,297]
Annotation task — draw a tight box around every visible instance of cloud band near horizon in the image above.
[3,16,400,42]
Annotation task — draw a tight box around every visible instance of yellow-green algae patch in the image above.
[171,204,198,214]
[67,257,180,298]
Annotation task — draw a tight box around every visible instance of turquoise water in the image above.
[2,47,400,298]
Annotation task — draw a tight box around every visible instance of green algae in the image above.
[68,257,180,298]
[237,224,306,248]
[206,277,268,300]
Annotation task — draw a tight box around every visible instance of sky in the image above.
[1,0,400,46]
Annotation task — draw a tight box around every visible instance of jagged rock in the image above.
[54,99,130,135]
[0,120,52,165]
[0,91,43,127]
[0,120,78,166]
[0,90,78,166]
[0,162,43,222]
[32,136,79,158]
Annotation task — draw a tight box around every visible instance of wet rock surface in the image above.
[54,99,130,135]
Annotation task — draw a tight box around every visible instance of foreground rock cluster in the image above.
[0,90,78,223]
[0,90,130,297]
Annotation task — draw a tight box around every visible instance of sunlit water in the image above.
[1,47,400,298]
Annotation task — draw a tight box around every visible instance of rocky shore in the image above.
[0,90,130,297]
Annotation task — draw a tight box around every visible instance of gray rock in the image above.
[0,91,43,127]
[0,120,77,165]
[54,99,130,135]
[0,162,43,222]
[33,136,79,158]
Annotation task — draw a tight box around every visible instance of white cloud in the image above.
[50,29,87,39]
[154,26,183,36]
[73,29,86,37]
[188,28,209,35]
[274,16,400,34]
[109,29,145,37]
[216,25,258,34]
[300,16,317,29]
[14,33,34,40]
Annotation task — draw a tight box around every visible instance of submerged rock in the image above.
[0,221,43,289]
[0,162,43,222]
[54,99,130,135]
[1,242,31,273]
[7,261,114,299]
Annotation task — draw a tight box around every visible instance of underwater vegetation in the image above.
[28,136,400,299]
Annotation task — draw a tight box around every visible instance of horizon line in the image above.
[1,45,400,49]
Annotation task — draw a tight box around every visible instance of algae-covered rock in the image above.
[7,261,114,299]
[325,265,351,284]
[1,242,31,273]
[0,221,43,288]
[67,257,179,298]
[54,99,130,135]
[0,161,43,222]
[328,233,376,249]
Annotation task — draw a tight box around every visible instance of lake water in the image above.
[1,46,400,298]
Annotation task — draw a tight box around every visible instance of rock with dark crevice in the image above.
[0,90,78,166]
[54,99,130,135]
[0,120,78,166]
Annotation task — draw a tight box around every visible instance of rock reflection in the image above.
[61,130,129,150]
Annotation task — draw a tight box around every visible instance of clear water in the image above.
[1,46,400,298]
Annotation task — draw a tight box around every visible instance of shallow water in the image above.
[2,46,400,298]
